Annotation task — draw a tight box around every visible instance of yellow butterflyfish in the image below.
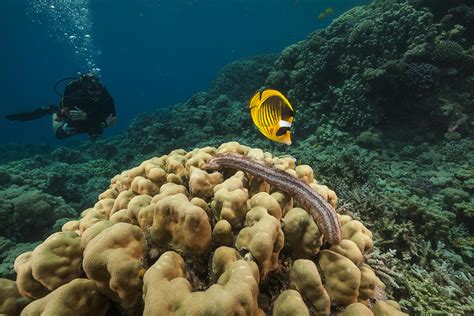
[249,88,295,145]
[318,7,333,20]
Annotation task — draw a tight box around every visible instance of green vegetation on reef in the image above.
[293,135,474,314]
[266,0,473,135]
[0,0,473,314]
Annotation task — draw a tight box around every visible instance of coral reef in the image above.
[1,0,473,314]
[83,223,147,308]
[0,151,121,284]
[265,0,473,133]
[0,187,76,242]
[8,142,405,315]
[0,278,30,315]
[143,250,261,315]
[0,155,118,211]
[20,278,108,315]
[0,144,51,165]
[208,54,278,101]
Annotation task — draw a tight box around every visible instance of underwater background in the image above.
[1,0,473,315]
[0,0,367,145]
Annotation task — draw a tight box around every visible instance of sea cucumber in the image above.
[205,153,342,245]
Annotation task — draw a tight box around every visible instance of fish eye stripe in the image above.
[276,126,290,136]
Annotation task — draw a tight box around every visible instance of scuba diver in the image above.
[5,73,116,139]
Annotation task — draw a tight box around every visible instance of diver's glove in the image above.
[69,107,87,121]
[104,114,116,128]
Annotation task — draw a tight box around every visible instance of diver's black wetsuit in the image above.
[55,77,116,139]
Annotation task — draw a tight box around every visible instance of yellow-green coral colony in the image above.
[1,142,407,315]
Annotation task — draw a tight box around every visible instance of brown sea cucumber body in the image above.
[205,153,342,245]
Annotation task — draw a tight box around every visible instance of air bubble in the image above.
[28,0,100,73]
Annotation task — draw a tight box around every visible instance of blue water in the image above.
[0,0,370,145]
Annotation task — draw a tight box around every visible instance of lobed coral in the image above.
[82,223,147,308]
[8,142,406,315]
[143,250,261,315]
[20,278,108,316]
[0,278,30,315]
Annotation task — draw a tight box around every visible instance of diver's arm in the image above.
[105,114,116,127]
[100,92,116,128]
[52,111,83,139]
[52,112,64,134]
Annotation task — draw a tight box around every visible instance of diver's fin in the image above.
[5,105,58,121]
